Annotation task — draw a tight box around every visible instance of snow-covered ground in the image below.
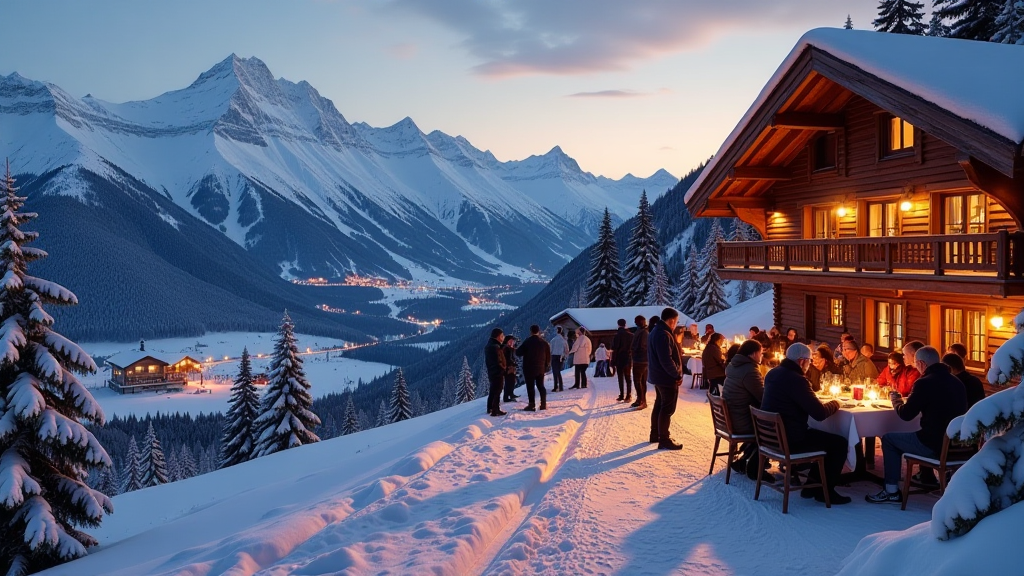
[44,372,939,576]
[698,291,774,338]
[79,332,393,417]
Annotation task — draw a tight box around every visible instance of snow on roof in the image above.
[696,291,774,340]
[105,351,196,368]
[686,28,1024,204]
[550,306,692,332]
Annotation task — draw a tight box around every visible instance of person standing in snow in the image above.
[569,327,593,389]
[595,343,609,377]
[549,326,568,392]
[516,325,551,411]
[630,315,649,409]
[484,328,507,417]
[502,335,519,402]
[648,308,683,450]
[612,318,633,402]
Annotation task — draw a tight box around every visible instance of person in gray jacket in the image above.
[549,327,568,392]
[721,339,770,481]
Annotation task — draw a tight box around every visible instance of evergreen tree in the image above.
[586,209,624,307]
[140,422,168,488]
[694,221,729,319]
[0,163,113,574]
[675,241,700,317]
[457,357,475,404]
[934,0,1002,40]
[646,261,673,306]
[845,14,854,28]
[927,11,952,35]
[253,312,321,458]
[219,347,260,467]
[320,414,338,439]
[120,436,143,493]
[873,0,927,33]
[622,191,661,306]
[440,376,457,408]
[388,368,413,423]
[179,445,198,479]
[475,366,489,400]
[375,399,388,427]
[991,0,1024,42]
[95,463,120,498]
[342,395,360,435]
[166,449,180,482]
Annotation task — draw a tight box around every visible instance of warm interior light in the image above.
[900,200,913,212]
[836,206,847,218]
[991,316,1005,329]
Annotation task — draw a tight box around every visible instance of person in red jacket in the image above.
[875,351,920,395]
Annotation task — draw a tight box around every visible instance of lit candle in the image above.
[828,384,840,398]
[868,389,879,402]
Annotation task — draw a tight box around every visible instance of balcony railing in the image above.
[718,230,1024,279]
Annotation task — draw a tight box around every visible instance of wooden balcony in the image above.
[717,230,1024,296]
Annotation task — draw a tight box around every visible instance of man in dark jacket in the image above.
[867,346,968,504]
[516,325,551,411]
[722,340,769,481]
[502,336,519,402]
[761,343,851,505]
[942,353,985,408]
[630,316,649,409]
[612,318,634,403]
[484,328,507,417]
[648,308,683,450]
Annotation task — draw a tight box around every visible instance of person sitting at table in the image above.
[902,340,925,367]
[750,326,772,350]
[682,323,699,349]
[946,342,967,360]
[673,325,693,376]
[722,339,772,482]
[834,332,852,361]
[701,324,716,344]
[860,342,875,360]
[807,344,841,392]
[942,352,985,408]
[839,339,879,382]
[783,328,805,352]
[761,343,851,505]
[725,343,741,365]
[866,346,968,504]
[876,351,919,395]
[702,333,727,394]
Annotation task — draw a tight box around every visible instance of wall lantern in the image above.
[900,200,913,212]
[991,315,1005,329]
[836,205,848,218]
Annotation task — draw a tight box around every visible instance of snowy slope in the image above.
[1,56,676,284]
[43,373,933,576]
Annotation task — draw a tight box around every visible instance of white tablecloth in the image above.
[684,356,703,387]
[808,405,921,470]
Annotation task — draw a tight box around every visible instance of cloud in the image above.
[386,42,418,59]
[567,89,645,98]
[384,0,855,77]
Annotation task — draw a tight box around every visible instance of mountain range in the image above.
[0,55,677,286]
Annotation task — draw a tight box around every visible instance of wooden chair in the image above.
[900,434,976,511]
[707,392,755,484]
[690,372,703,390]
[750,407,830,513]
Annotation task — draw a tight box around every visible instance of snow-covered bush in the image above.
[934,309,1024,540]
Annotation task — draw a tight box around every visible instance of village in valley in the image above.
[1,1,1024,575]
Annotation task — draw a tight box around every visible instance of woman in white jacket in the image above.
[569,327,593,389]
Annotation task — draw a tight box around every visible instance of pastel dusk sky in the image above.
[2,0,882,180]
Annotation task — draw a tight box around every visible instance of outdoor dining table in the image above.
[807,399,921,483]
[681,349,702,387]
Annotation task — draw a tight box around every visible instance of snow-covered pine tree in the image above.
[198,446,213,475]
[694,221,729,319]
[935,308,1024,539]
[991,0,1024,42]
[120,436,143,493]
[140,421,168,488]
[219,347,260,468]
[475,366,489,400]
[586,209,624,308]
[179,445,197,479]
[622,191,661,306]
[410,391,426,418]
[732,224,752,304]
[388,368,413,423]
[342,395,360,435]
[646,261,673,306]
[0,163,113,574]
[845,14,854,28]
[873,0,927,34]
[375,398,388,427]
[320,414,337,439]
[927,11,952,35]
[457,356,475,404]
[166,449,180,483]
[675,242,699,318]
[934,0,1003,40]
[440,376,456,408]
[253,311,321,458]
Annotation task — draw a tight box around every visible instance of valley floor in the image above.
[44,373,936,576]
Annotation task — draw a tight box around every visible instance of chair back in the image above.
[707,392,733,436]
[750,407,791,458]
[942,434,978,464]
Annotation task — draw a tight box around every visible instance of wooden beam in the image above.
[716,269,1024,297]
[731,207,768,239]
[771,112,844,130]
[728,166,792,181]
[958,153,1024,229]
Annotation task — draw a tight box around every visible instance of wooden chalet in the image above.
[106,351,202,394]
[685,29,1024,388]
[550,306,690,351]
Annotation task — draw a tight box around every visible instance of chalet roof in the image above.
[685,28,1024,210]
[550,306,693,332]
[106,351,199,369]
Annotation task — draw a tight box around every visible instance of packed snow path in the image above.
[44,375,936,576]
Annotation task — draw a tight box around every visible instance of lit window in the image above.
[944,307,986,365]
[888,116,914,153]
[944,194,986,234]
[868,201,899,237]
[813,207,836,239]
[147,365,158,373]
[829,298,844,327]
[877,302,905,351]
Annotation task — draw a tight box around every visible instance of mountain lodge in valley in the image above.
[685,29,1024,390]
[106,351,203,394]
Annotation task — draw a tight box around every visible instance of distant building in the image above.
[549,306,690,351]
[106,352,202,394]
